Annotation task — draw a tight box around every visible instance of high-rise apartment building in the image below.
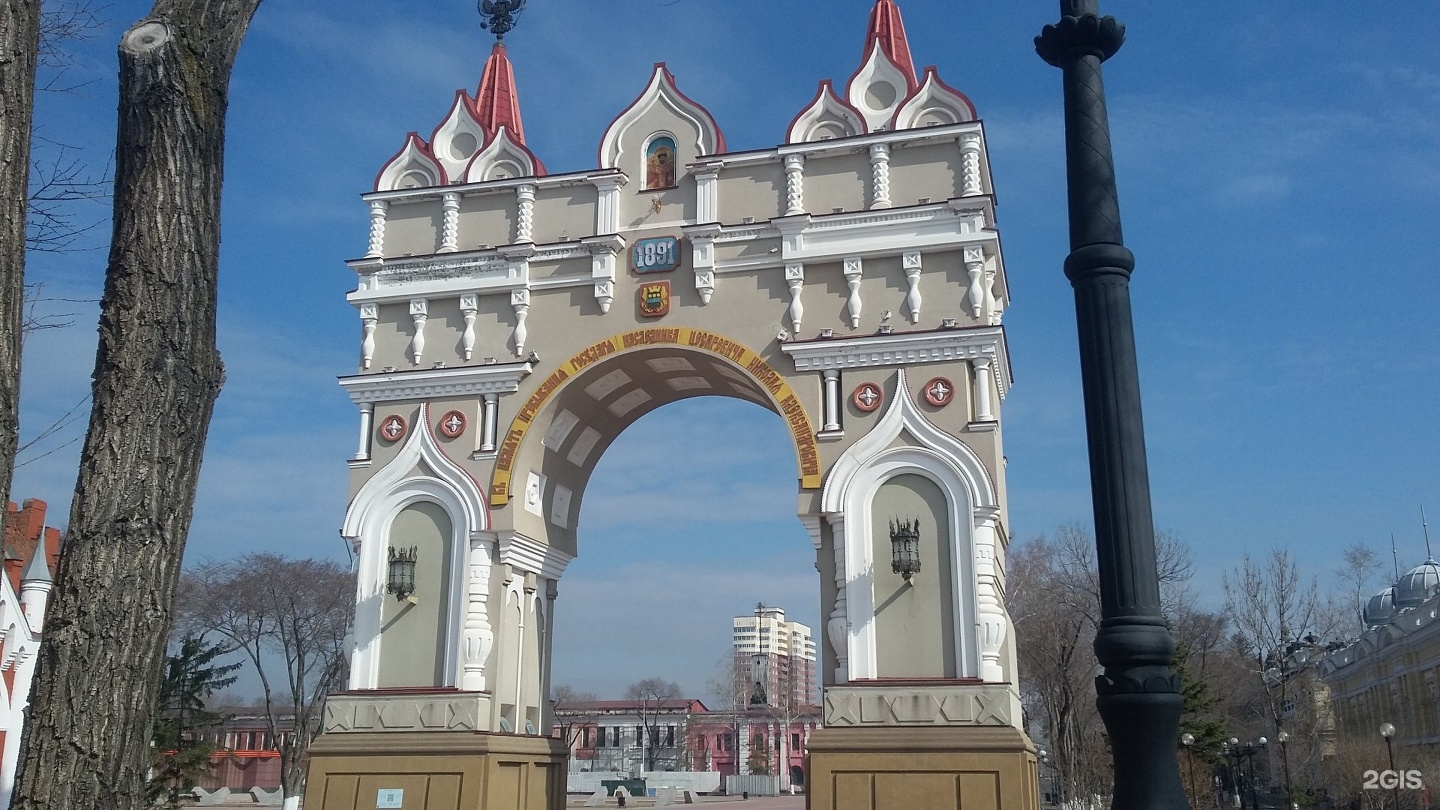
[732,605,817,708]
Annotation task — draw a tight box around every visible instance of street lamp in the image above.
[1035,4,1185,807]
[386,545,418,602]
[1277,730,1294,810]
[1222,737,1267,810]
[1180,734,1198,807]
[1381,722,1399,810]
[1223,739,1242,809]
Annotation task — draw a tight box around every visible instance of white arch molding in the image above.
[819,368,1006,684]
[343,403,491,691]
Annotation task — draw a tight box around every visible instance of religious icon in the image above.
[644,136,677,190]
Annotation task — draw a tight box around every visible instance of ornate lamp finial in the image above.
[479,0,526,40]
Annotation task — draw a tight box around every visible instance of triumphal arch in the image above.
[305,2,1037,808]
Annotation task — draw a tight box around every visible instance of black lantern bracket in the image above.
[387,545,419,604]
[889,518,921,584]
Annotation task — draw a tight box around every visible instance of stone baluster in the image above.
[440,192,460,253]
[902,251,922,323]
[960,133,983,196]
[827,517,850,683]
[785,263,804,333]
[511,289,530,357]
[869,143,891,209]
[359,303,378,369]
[462,537,495,691]
[366,200,388,257]
[784,154,806,216]
[516,183,536,243]
[985,266,1004,325]
[964,245,986,318]
[409,299,428,365]
[460,294,478,361]
[844,256,863,328]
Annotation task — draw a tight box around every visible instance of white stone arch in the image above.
[786,80,867,143]
[598,63,724,170]
[343,403,487,689]
[463,126,541,183]
[374,132,446,192]
[820,369,1000,682]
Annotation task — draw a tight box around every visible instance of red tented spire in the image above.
[863,0,917,87]
[472,42,525,144]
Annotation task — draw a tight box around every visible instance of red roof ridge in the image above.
[473,42,526,145]
[863,0,917,90]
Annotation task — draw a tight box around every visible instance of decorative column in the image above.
[985,264,1004,325]
[592,175,624,235]
[695,168,720,223]
[902,251,922,323]
[972,507,1007,682]
[869,143,891,209]
[843,256,863,328]
[366,200,388,258]
[516,183,536,243]
[511,289,530,357]
[440,191,460,253]
[480,394,499,453]
[462,537,496,691]
[354,402,374,461]
[409,298,428,365]
[821,369,841,432]
[826,517,849,683]
[960,133,983,196]
[460,293,478,361]
[783,154,806,216]
[1038,4,1185,808]
[964,245,986,318]
[785,263,805,333]
[359,303,378,369]
[972,357,995,422]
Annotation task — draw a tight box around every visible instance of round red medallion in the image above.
[924,377,955,407]
[852,382,883,413]
[438,410,467,439]
[378,414,407,443]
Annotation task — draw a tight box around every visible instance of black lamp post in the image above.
[1277,730,1294,810]
[1222,740,1241,809]
[1035,4,1185,808]
[1381,722,1399,810]
[889,518,921,583]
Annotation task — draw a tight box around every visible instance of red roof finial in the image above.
[864,0,917,88]
[473,42,525,144]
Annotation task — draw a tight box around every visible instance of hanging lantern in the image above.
[387,545,418,601]
[889,518,921,582]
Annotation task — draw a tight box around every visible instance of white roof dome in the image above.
[1364,587,1396,627]
[1394,560,1440,608]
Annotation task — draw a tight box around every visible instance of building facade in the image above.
[732,605,816,708]
[308,2,1038,807]
[0,500,59,808]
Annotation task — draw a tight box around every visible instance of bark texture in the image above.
[12,2,260,807]
[0,0,41,552]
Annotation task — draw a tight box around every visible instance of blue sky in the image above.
[18,2,1440,700]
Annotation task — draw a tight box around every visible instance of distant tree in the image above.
[148,635,242,809]
[1334,542,1382,633]
[550,684,599,751]
[177,554,353,810]
[13,1,265,807]
[623,677,684,771]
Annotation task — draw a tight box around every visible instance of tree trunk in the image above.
[12,2,260,808]
[0,0,40,549]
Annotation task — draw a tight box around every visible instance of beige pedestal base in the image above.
[303,731,567,810]
[805,725,1038,810]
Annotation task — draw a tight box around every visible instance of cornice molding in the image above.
[339,363,534,404]
[497,532,574,580]
[781,325,1011,399]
